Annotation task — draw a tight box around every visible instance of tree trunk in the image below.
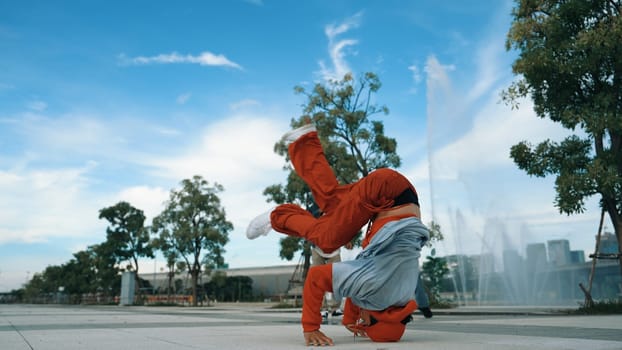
[302,241,311,281]
[134,267,142,303]
[603,197,622,288]
[615,220,622,286]
[582,208,605,308]
[167,271,173,303]
[129,255,143,304]
[191,270,199,306]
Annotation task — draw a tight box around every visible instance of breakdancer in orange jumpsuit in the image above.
[247,124,429,346]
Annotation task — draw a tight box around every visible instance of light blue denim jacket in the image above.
[331,217,429,310]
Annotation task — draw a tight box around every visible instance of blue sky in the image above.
[0,0,603,292]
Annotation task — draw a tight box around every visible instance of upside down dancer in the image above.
[246,123,429,346]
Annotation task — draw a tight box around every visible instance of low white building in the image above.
[140,264,298,299]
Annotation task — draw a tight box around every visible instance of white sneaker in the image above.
[281,123,316,144]
[246,208,274,239]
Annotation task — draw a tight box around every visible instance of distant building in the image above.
[502,249,523,273]
[547,239,571,266]
[570,250,585,264]
[140,264,297,299]
[599,232,619,255]
[526,243,547,272]
[223,265,295,297]
[471,253,495,274]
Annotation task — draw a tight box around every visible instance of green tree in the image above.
[420,220,445,288]
[151,175,233,306]
[22,265,64,302]
[99,201,154,297]
[62,250,97,296]
[204,275,253,302]
[263,72,401,277]
[21,243,121,304]
[421,256,449,305]
[425,220,445,249]
[419,221,446,301]
[205,270,227,301]
[151,237,188,300]
[22,272,47,302]
[445,254,476,296]
[161,248,181,300]
[504,0,622,275]
[89,242,122,297]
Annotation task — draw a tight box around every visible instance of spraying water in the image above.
[424,56,583,306]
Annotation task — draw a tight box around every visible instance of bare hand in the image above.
[344,324,367,337]
[303,330,334,346]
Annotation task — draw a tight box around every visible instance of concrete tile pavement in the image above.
[1,303,622,349]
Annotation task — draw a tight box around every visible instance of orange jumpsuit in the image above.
[269,131,421,332]
[270,131,417,253]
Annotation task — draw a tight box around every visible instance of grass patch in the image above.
[572,299,622,315]
[431,300,457,309]
[146,302,184,307]
[270,302,301,309]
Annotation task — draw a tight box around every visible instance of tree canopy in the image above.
[151,175,233,306]
[99,201,153,273]
[504,0,622,273]
[21,244,120,303]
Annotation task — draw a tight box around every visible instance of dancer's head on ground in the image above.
[356,301,417,342]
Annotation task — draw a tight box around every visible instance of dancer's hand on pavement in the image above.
[344,324,367,337]
[303,330,333,346]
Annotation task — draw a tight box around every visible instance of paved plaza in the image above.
[1,303,622,349]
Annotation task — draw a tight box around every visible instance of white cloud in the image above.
[317,12,363,81]
[430,96,569,178]
[0,109,294,289]
[0,107,290,243]
[116,186,170,223]
[176,93,191,105]
[0,162,106,244]
[0,254,71,291]
[408,64,422,84]
[153,126,181,136]
[147,115,285,187]
[140,114,293,270]
[229,99,261,111]
[27,100,47,112]
[8,112,188,168]
[325,12,362,38]
[16,113,122,154]
[0,82,15,91]
[119,51,242,70]
[465,34,507,104]
[407,63,423,94]
[447,31,470,51]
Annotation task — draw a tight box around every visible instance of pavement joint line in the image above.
[7,320,34,350]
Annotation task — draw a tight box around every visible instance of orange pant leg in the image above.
[271,168,415,253]
[287,131,350,213]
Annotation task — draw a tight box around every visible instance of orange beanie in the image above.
[365,300,417,342]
